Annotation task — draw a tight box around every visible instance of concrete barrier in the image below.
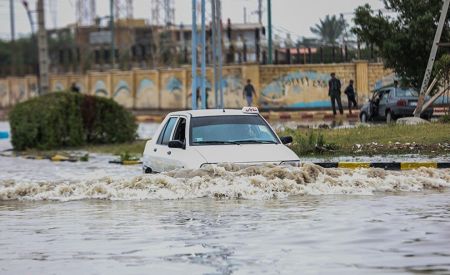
[314,162,450,170]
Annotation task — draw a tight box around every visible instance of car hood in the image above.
[192,144,299,164]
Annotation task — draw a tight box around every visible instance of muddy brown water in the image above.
[1,121,450,274]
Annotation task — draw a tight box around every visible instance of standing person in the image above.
[344,80,358,114]
[328,73,343,115]
[243,79,257,107]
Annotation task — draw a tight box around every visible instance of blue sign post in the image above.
[192,0,223,110]
[200,0,207,109]
[191,0,198,110]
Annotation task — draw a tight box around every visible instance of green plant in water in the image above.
[80,153,89,162]
[119,151,140,162]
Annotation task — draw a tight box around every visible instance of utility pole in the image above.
[10,0,16,75]
[110,0,116,67]
[217,0,223,108]
[37,0,49,94]
[414,0,450,117]
[244,7,247,24]
[257,0,262,24]
[267,0,272,64]
[22,1,39,91]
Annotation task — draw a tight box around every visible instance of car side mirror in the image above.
[280,136,293,145]
[168,140,185,149]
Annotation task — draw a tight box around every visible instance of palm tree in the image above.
[310,15,347,46]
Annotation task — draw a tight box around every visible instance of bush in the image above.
[9,92,137,150]
[439,114,450,124]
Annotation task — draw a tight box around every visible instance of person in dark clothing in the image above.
[328,73,343,115]
[344,80,358,114]
[70,82,80,93]
[243,79,257,107]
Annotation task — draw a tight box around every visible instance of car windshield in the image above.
[190,115,279,145]
[395,88,418,97]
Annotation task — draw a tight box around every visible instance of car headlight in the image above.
[280,160,301,167]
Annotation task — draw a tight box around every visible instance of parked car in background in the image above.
[142,107,299,173]
[359,86,433,123]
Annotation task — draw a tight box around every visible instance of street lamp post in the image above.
[200,0,206,109]
[267,0,272,64]
[21,1,39,92]
[110,0,115,67]
[10,0,16,75]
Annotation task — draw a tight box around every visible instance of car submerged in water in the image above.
[359,86,433,123]
[142,107,299,173]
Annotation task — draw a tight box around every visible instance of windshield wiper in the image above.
[194,140,240,145]
[232,140,278,144]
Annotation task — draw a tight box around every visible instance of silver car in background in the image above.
[359,86,433,123]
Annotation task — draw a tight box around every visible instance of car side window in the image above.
[381,90,390,102]
[388,89,394,99]
[157,117,178,145]
[371,91,379,101]
[172,118,186,144]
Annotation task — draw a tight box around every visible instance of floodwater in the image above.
[1,121,450,274]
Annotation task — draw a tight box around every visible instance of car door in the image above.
[151,116,178,172]
[368,91,379,118]
[378,89,391,118]
[163,116,194,170]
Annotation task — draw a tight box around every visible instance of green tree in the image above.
[0,31,76,76]
[352,4,392,50]
[310,15,347,45]
[0,40,12,75]
[352,1,450,89]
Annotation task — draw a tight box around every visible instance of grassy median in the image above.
[81,140,147,155]
[282,122,450,157]
[17,122,450,159]
[78,122,450,157]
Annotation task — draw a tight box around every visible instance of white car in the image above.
[142,107,300,173]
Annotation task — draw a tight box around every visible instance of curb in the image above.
[260,111,361,121]
[314,162,450,170]
[0,152,82,162]
[109,160,142,165]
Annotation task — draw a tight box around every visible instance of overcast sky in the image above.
[0,0,384,40]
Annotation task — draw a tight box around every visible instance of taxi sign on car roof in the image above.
[242,107,259,114]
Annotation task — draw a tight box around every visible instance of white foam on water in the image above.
[1,163,449,201]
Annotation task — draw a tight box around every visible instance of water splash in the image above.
[1,164,449,201]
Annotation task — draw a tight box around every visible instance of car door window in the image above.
[172,118,186,144]
[157,117,178,145]
[371,91,379,101]
[380,90,390,104]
